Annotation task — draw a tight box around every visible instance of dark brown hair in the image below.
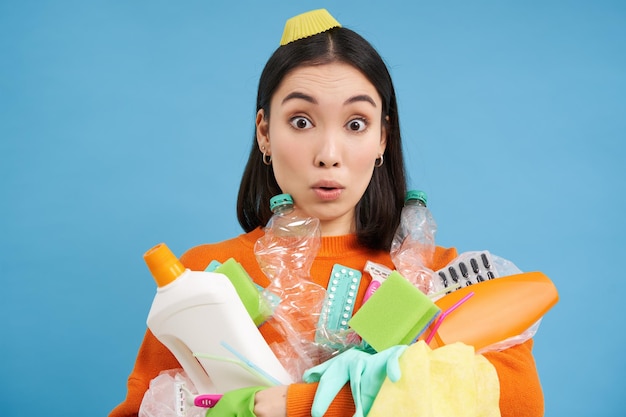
[237,27,407,251]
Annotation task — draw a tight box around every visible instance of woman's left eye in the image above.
[346,118,367,132]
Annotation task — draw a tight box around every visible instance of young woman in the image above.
[111,9,544,417]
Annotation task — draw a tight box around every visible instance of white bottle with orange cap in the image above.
[144,243,292,394]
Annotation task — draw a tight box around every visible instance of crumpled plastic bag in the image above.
[139,369,206,417]
[368,341,500,417]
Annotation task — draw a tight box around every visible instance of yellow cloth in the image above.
[368,341,500,417]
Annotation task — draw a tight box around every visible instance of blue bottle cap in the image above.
[269,193,294,212]
[405,190,427,206]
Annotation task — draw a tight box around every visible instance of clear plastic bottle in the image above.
[253,194,327,380]
[391,190,439,295]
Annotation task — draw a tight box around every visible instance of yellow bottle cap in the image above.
[144,243,185,287]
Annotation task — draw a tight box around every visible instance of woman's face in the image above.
[256,62,387,236]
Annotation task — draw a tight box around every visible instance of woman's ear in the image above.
[379,115,389,153]
[256,109,270,151]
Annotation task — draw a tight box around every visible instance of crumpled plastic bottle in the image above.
[390,190,440,295]
[254,194,328,380]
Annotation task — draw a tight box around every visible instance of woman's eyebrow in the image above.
[282,91,317,105]
[281,92,377,108]
[344,94,377,107]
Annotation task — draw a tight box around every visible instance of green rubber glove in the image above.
[205,386,265,417]
[303,345,407,417]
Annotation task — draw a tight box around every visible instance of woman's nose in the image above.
[314,131,341,167]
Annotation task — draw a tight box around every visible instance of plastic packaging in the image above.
[254,194,328,380]
[432,251,499,298]
[315,264,364,351]
[420,270,558,353]
[144,243,292,394]
[139,369,206,417]
[362,261,393,303]
[425,253,553,353]
[390,190,439,295]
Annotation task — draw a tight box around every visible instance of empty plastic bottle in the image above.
[254,194,327,379]
[391,190,439,295]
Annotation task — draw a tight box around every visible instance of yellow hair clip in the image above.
[279,9,342,46]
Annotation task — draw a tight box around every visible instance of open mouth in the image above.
[313,186,343,200]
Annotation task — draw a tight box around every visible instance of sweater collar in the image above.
[245,227,364,258]
[316,233,362,258]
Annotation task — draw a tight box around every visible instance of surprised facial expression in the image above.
[256,62,387,236]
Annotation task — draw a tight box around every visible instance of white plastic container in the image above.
[144,243,293,394]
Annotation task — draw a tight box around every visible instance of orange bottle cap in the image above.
[144,243,185,287]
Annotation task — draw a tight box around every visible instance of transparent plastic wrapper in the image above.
[479,319,542,354]
[139,369,205,417]
[430,251,501,298]
[391,191,438,295]
[392,240,437,295]
[254,194,329,380]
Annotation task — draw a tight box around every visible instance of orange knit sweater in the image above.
[110,228,544,416]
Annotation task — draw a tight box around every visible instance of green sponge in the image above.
[348,271,440,352]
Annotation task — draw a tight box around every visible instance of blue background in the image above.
[1,1,624,416]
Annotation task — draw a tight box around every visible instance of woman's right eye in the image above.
[289,116,313,130]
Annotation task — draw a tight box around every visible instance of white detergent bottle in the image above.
[144,243,293,394]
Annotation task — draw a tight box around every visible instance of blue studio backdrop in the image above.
[1,1,625,416]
